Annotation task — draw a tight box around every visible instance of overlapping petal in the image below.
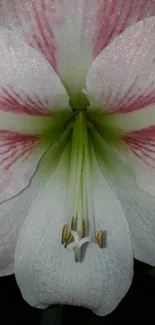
[0,27,69,120]
[86,17,155,114]
[93,144,155,266]
[123,126,155,196]
[0,127,71,275]
[0,26,70,201]
[107,163,155,266]
[119,185,155,265]
[0,131,47,202]
[1,1,155,94]
[86,16,155,201]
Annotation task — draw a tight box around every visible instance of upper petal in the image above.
[0,26,69,125]
[14,146,133,316]
[1,0,155,95]
[0,26,71,202]
[86,17,155,114]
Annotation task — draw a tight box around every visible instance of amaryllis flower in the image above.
[1,0,155,317]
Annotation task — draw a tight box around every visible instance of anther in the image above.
[71,216,76,230]
[65,231,73,248]
[82,218,87,237]
[96,230,104,248]
[61,224,68,245]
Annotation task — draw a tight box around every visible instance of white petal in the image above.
[91,152,133,315]
[86,17,155,115]
[0,26,69,132]
[0,131,49,202]
[110,168,155,266]
[14,148,133,316]
[0,129,70,275]
[1,1,155,96]
[0,27,72,202]
[122,126,155,196]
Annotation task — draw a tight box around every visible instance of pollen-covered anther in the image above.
[96,230,104,249]
[64,231,74,248]
[82,218,87,237]
[71,216,76,230]
[61,224,68,245]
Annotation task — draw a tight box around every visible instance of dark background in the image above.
[1,260,155,324]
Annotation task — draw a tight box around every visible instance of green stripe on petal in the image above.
[109,105,155,132]
[39,125,72,180]
[87,109,128,176]
[0,110,72,135]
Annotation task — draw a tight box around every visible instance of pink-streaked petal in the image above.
[0,133,69,275]
[86,17,155,114]
[1,1,155,94]
[0,130,48,202]
[123,126,155,196]
[0,27,69,117]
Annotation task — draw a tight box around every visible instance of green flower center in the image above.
[38,90,155,262]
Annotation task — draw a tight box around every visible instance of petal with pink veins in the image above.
[93,142,155,267]
[0,129,70,275]
[86,17,155,114]
[1,1,155,98]
[0,26,69,120]
[107,106,155,198]
[0,26,71,202]
[122,126,155,196]
[0,130,49,202]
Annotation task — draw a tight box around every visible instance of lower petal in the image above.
[0,128,71,274]
[120,187,155,266]
[14,147,133,316]
[105,158,155,266]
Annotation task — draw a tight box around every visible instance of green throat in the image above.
[44,108,124,262]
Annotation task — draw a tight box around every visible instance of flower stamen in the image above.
[61,224,68,245]
[64,231,74,248]
[71,216,76,230]
[62,111,104,262]
[82,218,87,237]
[96,230,104,249]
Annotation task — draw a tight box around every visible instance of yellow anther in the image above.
[71,216,76,230]
[65,231,73,248]
[82,218,87,237]
[61,224,68,245]
[96,230,104,249]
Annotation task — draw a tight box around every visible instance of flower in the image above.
[1,0,155,317]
